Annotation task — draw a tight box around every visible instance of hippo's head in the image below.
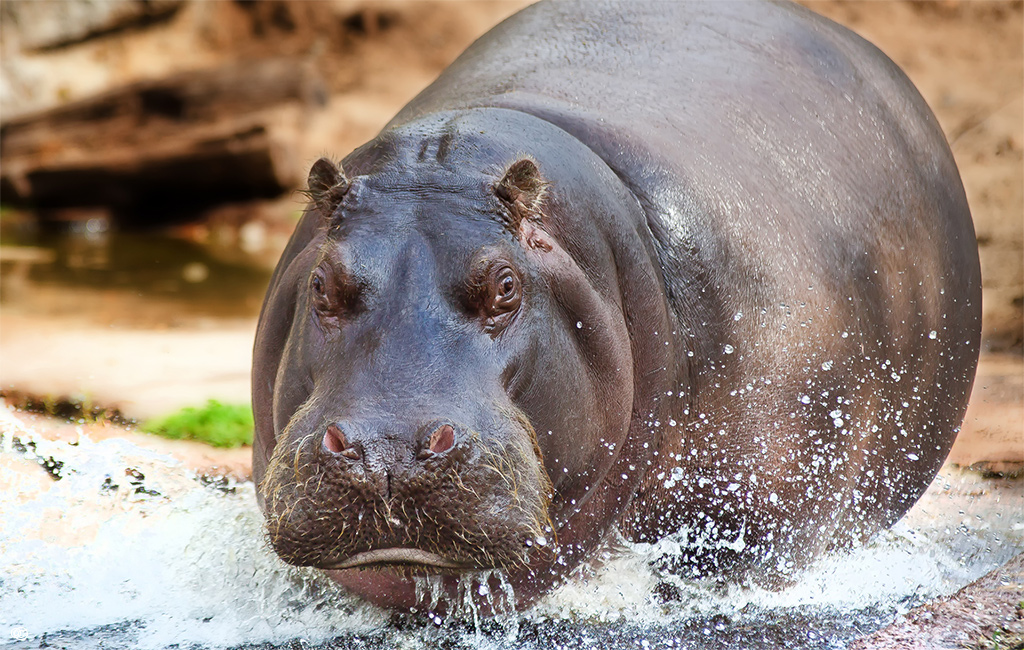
[252,110,676,610]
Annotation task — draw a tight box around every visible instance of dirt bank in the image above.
[852,552,1024,650]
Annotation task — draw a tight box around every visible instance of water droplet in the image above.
[576,321,583,329]
[724,344,735,354]
[928,330,937,339]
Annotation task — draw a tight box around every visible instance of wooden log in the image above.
[0,57,323,222]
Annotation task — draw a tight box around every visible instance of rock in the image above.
[0,0,182,51]
[0,58,325,222]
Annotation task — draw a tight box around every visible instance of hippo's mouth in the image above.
[329,548,470,570]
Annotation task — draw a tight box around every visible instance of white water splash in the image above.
[0,421,386,648]
[1,409,1020,649]
[530,468,1021,627]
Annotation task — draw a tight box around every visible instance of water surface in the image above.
[2,413,1020,649]
[0,221,273,326]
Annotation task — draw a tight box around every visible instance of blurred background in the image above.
[0,0,1020,474]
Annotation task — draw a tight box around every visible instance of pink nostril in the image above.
[428,424,455,455]
[325,424,360,459]
[325,423,346,453]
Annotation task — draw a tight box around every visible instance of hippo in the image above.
[251,0,981,611]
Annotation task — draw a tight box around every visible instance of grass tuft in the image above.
[143,400,253,448]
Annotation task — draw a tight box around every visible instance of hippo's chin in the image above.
[328,548,471,571]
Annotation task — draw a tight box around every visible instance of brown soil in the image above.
[950,353,1024,475]
[1,400,252,480]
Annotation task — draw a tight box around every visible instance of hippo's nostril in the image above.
[324,423,360,460]
[427,423,456,455]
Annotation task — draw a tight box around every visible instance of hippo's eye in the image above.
[499,274,515,297]
[470,259,522,334]
[310,268,337,315]
[311,271,330,307]
[310,265,362,325]
[490,266,522,315]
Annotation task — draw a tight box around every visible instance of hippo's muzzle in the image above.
[258,406,555,575]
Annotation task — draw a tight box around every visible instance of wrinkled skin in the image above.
[252,0,981,611]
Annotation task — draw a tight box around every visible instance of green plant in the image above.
[143,400,254,448]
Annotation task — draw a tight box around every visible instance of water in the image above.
[0,220,274,326]
[1,408,1021,650]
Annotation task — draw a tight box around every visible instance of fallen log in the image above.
[0,57,324,223]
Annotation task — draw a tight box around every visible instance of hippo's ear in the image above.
[495,158,548,230]
[307,157,350,218]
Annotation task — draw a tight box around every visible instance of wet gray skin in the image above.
[252,0,981,612]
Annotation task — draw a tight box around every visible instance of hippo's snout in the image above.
[318,420,465,501]
[259,408,554,575]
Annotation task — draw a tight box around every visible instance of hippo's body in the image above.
[252,0,981,611]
